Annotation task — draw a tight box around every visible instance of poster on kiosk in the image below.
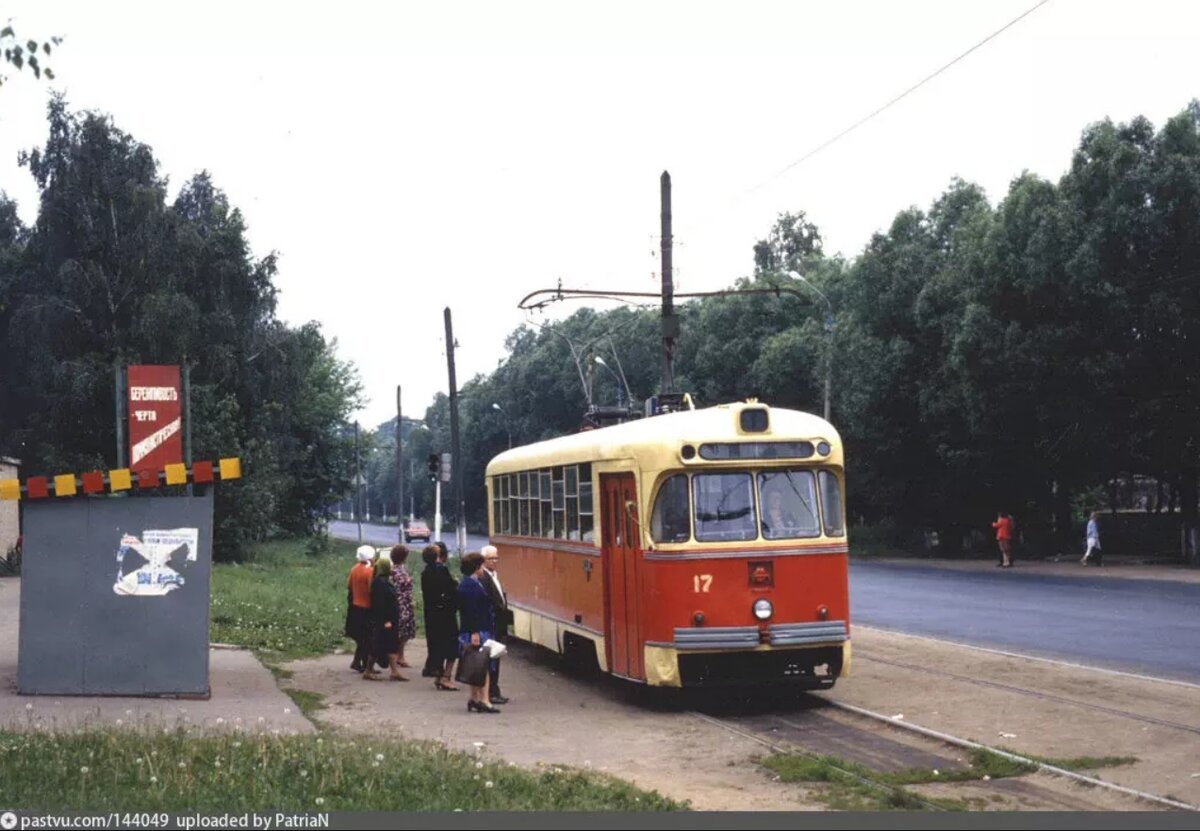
[127,364,183,474]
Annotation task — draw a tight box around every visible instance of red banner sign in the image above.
[127,365,183,473]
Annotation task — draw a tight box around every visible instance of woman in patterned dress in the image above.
[389,544,418,668]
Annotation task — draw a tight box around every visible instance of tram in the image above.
[484,399,850,688]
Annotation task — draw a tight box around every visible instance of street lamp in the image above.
[492,402,512,449]
[787,270,833,422]
[592,356,629,409]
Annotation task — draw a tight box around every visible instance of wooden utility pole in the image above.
[395,385,403,541]
[354,421,362,545]
[444,308,466,555]
[660,171,676,394]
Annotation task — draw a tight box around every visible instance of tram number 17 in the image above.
[693,574,713,593]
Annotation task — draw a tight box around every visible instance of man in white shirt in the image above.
[479,544,511,704]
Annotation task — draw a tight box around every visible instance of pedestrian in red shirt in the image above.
[992,512,1014,568]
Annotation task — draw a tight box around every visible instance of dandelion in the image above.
[216,718,225,725]
[24,704,32,711]
[300,770,308,778]
[473,774,480,781]
[135,758,143,765]
[125,709,133,716]
[475,761,484,770]
[372,761,380,768]
[472,741,485,748]
[80,766,89,774]
[485,781,494,789]
[258,717,265,724]
[315,798,324,806]
[233,741,242,748]
[150,776,158,784]
[284,708,292,715]
[115,719,123,726]
[375,753,384,762]
[178,761,187,769]
[316,738,323,745]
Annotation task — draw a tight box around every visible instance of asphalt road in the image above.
[328,520,489,554]
[849,560,1200,683]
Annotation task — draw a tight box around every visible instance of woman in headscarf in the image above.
[388,544,418,667]
[345,545,375,673]
[420,543,459,689]
[366,553,406,681]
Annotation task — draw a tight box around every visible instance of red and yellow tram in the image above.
[485,400,850,688]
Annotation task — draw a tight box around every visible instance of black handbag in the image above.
[455,644,490,687]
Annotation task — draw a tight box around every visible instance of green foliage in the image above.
[0,99,361,559]
[0,729,681,811]
[0,25,60,84]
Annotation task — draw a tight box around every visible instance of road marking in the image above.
[856,624,1200,691]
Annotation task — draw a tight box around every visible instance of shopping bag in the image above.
[482,638,507,659]
[455,645,490,686]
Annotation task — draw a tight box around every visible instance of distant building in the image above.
[0,457,18,555]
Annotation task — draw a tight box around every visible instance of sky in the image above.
[2,0,1198,428]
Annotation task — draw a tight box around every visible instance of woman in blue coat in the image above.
[457,551,499,713]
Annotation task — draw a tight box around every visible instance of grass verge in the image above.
[0,729,681,812]
[211,538,429,659]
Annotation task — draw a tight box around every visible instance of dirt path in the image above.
[282,642,825,811]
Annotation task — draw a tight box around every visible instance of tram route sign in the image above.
[128,364,183,474]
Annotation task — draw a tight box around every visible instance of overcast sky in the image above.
[2,1,1198,428]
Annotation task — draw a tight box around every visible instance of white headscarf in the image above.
[356,545,375,563]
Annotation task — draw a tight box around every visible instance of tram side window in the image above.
[540,469,553,537]
[819,470,845,537]
[511,473,520,537]
[693,473,757,542]
[491,478,501,536]
[566,464,580,540]
[651,474,691,543]
[552,466,565,538]
[758,470,820,539]
[579,463,594,542]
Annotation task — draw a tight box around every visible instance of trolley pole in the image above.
[660,171,676,394]
[445,307,467,555]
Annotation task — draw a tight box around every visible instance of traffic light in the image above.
[427,453,439,481]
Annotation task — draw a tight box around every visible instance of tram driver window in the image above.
[693,473,757,542]
[758,470,820,539]
[651,474,691,543]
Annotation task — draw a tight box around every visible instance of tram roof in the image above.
[485,401,842,475]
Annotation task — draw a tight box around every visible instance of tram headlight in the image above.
[752,599,774,621]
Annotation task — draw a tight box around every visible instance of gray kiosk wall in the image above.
[18,494,213,696]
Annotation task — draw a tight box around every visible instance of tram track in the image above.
[689,696,1198,812]
[855,651,1200,737]
[686,708,951,812]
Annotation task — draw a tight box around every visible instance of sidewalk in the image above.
[855,554,1200,584]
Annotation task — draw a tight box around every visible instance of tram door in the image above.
[601,473,643,680]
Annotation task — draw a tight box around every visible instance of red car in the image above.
[403,520,431,544]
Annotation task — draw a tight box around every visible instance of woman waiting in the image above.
[388,544,417,667]
[366,554,407,681]
[421,544,460,690]
[457,551,499,713]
